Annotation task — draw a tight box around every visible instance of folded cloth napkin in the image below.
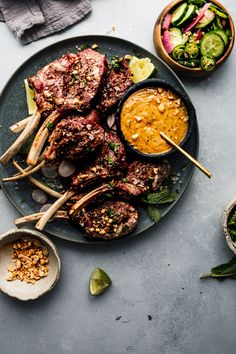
[0,0,92,44]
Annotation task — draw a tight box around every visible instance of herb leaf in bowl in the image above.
[227,208,236,242]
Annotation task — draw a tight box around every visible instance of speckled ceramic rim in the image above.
[116,78,197,159]
[153,0,235,77]
[222,198,236,254]
[0,228,61,300]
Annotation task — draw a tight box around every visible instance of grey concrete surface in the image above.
[0,1,236,353]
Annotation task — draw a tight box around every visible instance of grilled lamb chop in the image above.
[28,52,77,116]
[44,110,104,161]
[28,48,108,115]
[71,130,128,189]
[97,59,133,113]
[35,159,170,231]
[69,160,171,218]
[63,48,108,112]
[73,200,138,240]
[115,160,171,198]
[26,49,108,165]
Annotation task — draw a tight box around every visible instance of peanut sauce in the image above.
[120,87,189,155]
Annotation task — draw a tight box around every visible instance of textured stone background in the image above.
[0,1,236,353]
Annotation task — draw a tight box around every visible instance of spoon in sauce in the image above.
[160,131,212,179]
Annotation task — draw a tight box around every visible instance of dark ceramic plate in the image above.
[0,35,199,243]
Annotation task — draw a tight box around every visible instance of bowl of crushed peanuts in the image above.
[0,229,61,300]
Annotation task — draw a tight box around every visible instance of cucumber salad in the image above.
[162,0,232,71]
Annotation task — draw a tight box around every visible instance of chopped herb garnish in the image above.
[106,157,115,166]
[122,224,129,233]
[79,43,88,51]
[104,193,113,199]
[109,142,119,153]
[108,208,114,217]
[109,55,122,71]
[46,122,54,131]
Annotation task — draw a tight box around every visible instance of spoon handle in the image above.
[160,132,212,179]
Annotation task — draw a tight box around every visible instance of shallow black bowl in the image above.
[116,78,197,159]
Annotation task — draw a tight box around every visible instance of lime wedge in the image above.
[89,268,112,296]
[24,79,37,115]
[129,56,156,83]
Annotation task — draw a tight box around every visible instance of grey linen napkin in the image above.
[0,0,92,44]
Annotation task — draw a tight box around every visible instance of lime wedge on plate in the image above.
[89,268,112,296]
[129,56,156,83]
[24,79,37,115]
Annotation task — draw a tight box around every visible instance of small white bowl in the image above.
[222,198,236,254]
[0,229,61,301]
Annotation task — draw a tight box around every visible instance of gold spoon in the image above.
[160,131,212,179]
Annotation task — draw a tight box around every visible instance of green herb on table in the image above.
[200,256,236,279]
[227,208,236,242]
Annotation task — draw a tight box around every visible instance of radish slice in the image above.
[183,3,211,33]
[107,114,115,128]
[32,189,48,205]
[196,29,203,41]
[58,160,76,178]
[162,13,172,31]
[40,203,53,213]
[162,30,174,53]
[42,165,58,179]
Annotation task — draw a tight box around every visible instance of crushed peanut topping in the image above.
[6,237,49,285]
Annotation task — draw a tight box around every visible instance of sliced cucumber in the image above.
[196,9,215,28]
[171,3,189,26]
[212,29,229,46]
[176,4,196,26]
[200,32,225,58]
[169,28,189,49]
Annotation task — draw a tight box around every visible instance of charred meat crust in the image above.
[72,130,128,189]
[74,200,138,240]
[28,52,77,116]
[28,49,108,116]
[44,110,104,161]
[97,59,133,114]
[115,160,171,197]
[63,48,108,112]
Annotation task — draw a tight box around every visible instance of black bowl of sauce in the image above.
[116,78,196,159]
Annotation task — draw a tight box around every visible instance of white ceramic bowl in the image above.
[0,229,61,300]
